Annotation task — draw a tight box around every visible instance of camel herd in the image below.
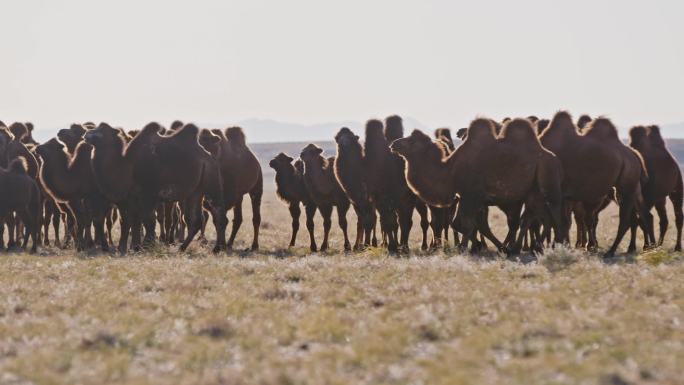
[0,111,681,258]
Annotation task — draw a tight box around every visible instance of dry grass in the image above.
[1,192,683,385]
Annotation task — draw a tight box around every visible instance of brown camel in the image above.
[300,144,352,251]
[124,122,225,252]
[539,111,652,257]
[333,127,377,250]
[270,153,317,248]
[577,115,592,130]
[390,118,564,254]
[382,115,430,250]
[628,125,683,251]
[201,126,262,251]
[35,139,110,251]
[57,124,88,153]
[0,158,40,252]
[434,128,456,151]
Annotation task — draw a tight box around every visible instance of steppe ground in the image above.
[1,182,683,385]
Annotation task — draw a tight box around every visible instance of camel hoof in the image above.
[675,245,682,252]
[310,245,318,252]
[343,243,351,251]
[212,245,222,254]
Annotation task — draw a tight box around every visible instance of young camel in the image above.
[628,125,683,251]
[270,153,317,248]
[300,144,352,251]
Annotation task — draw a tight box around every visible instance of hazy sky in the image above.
[2,0,683,141]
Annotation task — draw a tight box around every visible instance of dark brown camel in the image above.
[628,125,683,251]
[577,115,592,130]
[0,158,40,252]
[300,144,352,251]
[201,127,262,251]
[333,127,376,250]
[382,115,430,250]
[270,153,317,248]
[390,118,564,254]
[35,139,110,251]
[539,111,652,257]
[57,124,88,153]
[123,122,225,252]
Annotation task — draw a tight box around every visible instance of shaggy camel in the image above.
[391,118,564,254]
[35,139,110,251]
[270,153,316,248]
[200,127,262,251]
[0,158,40,252]
[300,144,352,251]
[628,125,683,251]
[383,115,430,250]
[539,111,652,256]
[333,127,376,250]
[123,122,225,252]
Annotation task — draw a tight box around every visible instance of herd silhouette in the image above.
[0,111,681,259]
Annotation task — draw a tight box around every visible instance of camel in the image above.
[333,127,376,250]
[577,115,592,130]
[270,153,317,248]
[300,143,352,251]
[124,122,225,252]
[201,127,262,251]
[434,128,456,151]
[0,158,40,252]
[57,124,88,153]
[382,115,430,250]
[35,139,110,251]
[628,125,683,251]
[539,111,652,257]
[390,118,564,254]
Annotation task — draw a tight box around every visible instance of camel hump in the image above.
[139,122,162,138]
[225,126,246,146]
[648,125,666,147]
[168,123,199,142]
[499,118,540,144]
[294,159,304,173]
[584,117,619,140]
[629,125,649,144]
[384,115,404,142]
[543,110,576,136]
[9,157,28,174]
[466,118,497,144]
[365,119,386,142]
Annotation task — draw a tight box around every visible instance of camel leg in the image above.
[6,214,16,249]
[226,196,243,250]
[337,201,351,251]
[605,191,637,258]
[288,203,301,247]
[305,203,317,252]
[179,193,203,252]
[429,206,443,250]
[416,201,430,250]
[365,208,376,248]
[319,205,333,251]
[653,199,668,247]
[353,211,363,250]
[198,208,209,243]
[42,202,52,246]
[106,208,115,247]
[249,185,262,251]
[371,216,378,247]
[628,209,639,253]
[398,202,414,249]
[670,182,683,251]
[208,203,227,253]
[162,203,173,245]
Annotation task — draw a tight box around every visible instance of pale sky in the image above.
[1,0,683,141]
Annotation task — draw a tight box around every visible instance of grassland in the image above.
[1,189,683,385]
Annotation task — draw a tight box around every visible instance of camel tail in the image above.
[9,157,28,174]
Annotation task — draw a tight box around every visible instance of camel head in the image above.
[84,122,123,148]
[58,124,87,151]
[269,152,295,171]
[334,127,359,148]
[536,119,550,135]
[465,118,497,144]
[300,143,324,163]
[9,122,29,141]
[389,129,433,159]
[170,120,184,132]
[199,129,222,155]
[434,128,455,150]
[35,138,66,161]
[0,127,14,154]
[83,122,96,129]
[577,115,592,131]
[456,128,467,140]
